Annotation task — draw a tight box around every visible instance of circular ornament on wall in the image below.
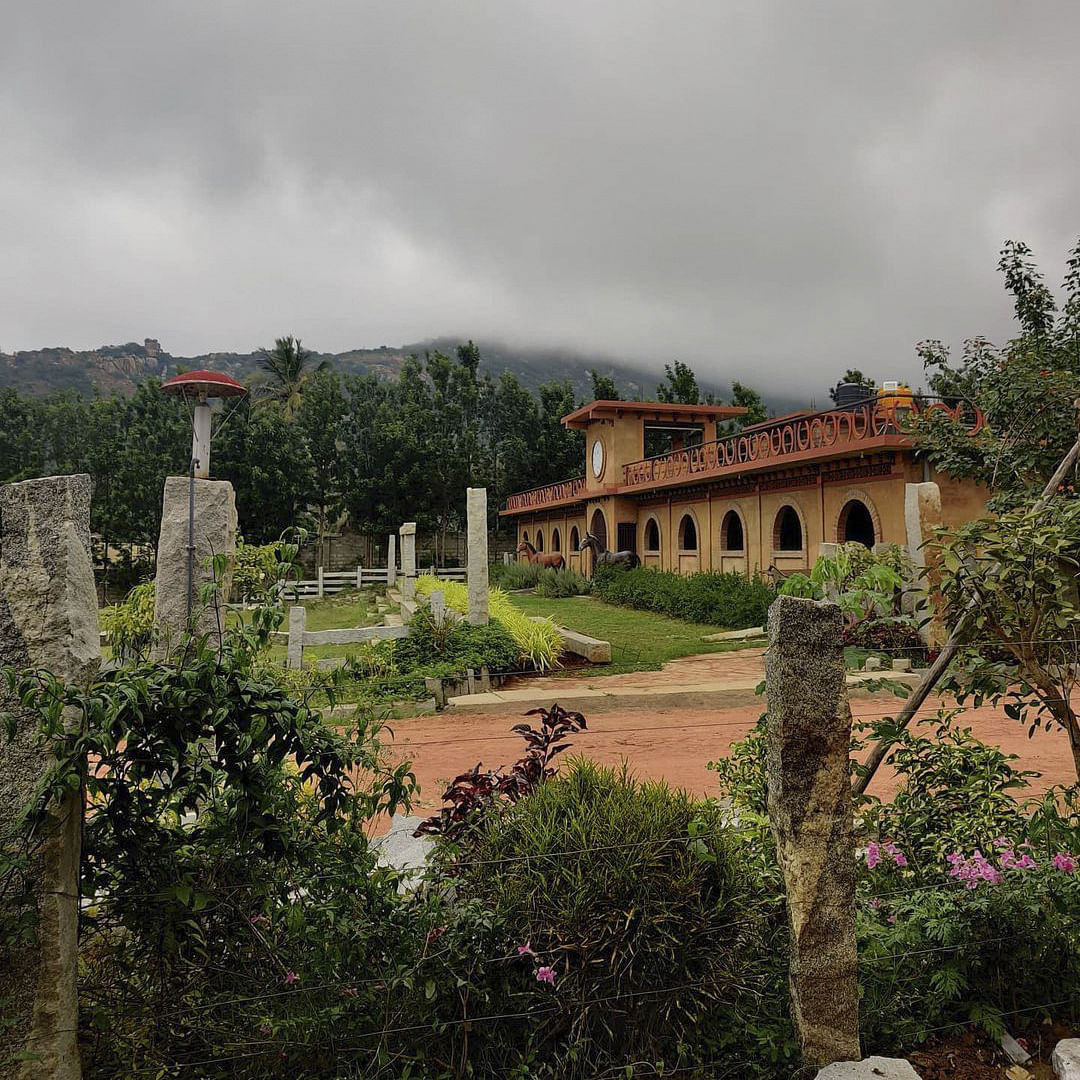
[591,439,605,479]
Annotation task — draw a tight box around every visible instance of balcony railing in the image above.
[621,397,982,491]
[504,475,586,513]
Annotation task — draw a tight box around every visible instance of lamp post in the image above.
[161,371,246,619]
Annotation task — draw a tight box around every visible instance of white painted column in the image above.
[904,482,945,647]
[193,402,212,478]
[387,533,397,587]
[467,487,489,625]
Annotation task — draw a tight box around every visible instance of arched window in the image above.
[838,499,875,548]
[678,513,698,551]
[589,509,608,551]
[535,529,545,551]
[552,528,561,552]
[522,530,530,545]
[644,518,660,552]
[570,526,580,551]
[721,509,744,552]
[774,506,803,551]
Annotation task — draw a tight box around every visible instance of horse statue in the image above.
[517,540,565,570]
[577,531,640,570]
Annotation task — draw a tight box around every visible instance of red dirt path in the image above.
[375,666,1075,822]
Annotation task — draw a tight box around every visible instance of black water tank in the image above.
[833,382,870,407]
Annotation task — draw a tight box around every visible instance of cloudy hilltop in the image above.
[2,336,813,411]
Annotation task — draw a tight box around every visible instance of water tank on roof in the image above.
[833,382,870,407]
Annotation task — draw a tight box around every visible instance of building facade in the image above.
[500,398,986,577]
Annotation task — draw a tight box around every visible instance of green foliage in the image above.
[656,358,701,404]
[490,559,545,590]
[415,575,564,670]
[592,564,774,629]
[908,237,1080,509]
[777,572,819,599]
[532,566,591,598]
[433,759,793,1078]
[99,581,156,661]
[231,531,304,604]
[588,368,620,400]
[932,499,1080,777]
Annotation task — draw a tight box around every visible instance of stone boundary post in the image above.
[387,534,397,588]
[151,476,237,657]
[904,482,945,648]
[430,589,446,627]
[765,594,860,1068]
[1,475,101,1080]
[399,522,417,600]
[466,488,489,625]
[287,605,307,670]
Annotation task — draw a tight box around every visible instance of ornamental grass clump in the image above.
[415,574,563,670]
[422,758,790,1078]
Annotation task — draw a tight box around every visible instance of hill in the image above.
[0,336,807,413]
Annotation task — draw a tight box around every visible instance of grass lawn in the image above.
[507,594,757,675]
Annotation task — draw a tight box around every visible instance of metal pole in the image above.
[187,453,196,621]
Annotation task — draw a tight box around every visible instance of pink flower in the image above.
[258,1024,271,1035]
[517,942,537,959]
[888,914,898,924]
[865,842,881,870]
[341,987,358,997]
[425,926,446,946]
[250,914,269,926]
[1052,853,1077,874]
[536,966,556,985]
[870,898,882,910]
[283,971,299,984]
[884,842,908,868]
[946,850,1003,889]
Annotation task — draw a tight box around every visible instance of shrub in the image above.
[427,758,792,1078]
[99,581,156,661]
[489,560,544,590]
[592,565,774,628]
[415,575,563,670]
[533,565,591,597]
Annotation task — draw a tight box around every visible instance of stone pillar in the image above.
[287,605,306,670]
[386,534,397,588]
[152,476,237,657]
[430,589,446,627]
[399,522,417,600]
[0,475,100,1080]
[765,595,859,1069]
[904,482,945,648]
[466,487,489,626]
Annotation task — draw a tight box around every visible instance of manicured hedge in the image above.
[592,565,774,628]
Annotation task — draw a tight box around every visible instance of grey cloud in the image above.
[2,0,1079,394]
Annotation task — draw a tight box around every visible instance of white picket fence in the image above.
[283,565,467,600]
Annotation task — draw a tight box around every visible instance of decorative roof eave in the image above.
[561,399,747,430]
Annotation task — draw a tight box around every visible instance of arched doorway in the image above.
[678,514,698,551]
[535,529,545,551]
[551,528,561,552]
[569,525,580,551]
[589,508,608,552]
[838,499,876,548]
[774,506,803,552]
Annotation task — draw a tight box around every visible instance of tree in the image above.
[908,237,1080,509]
[254,335,330,418]
[725,381,767,432]
[295,370,347,561]
[828,369,876,403]
[933,500,1080,779]
[656,360,700,405]
[589,370,620,401]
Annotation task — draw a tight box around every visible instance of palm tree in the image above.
[255,336,330,418]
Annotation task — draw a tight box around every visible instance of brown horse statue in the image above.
[517,540,565,569]
[577,531,640,570]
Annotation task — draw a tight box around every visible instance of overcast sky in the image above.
[2,1,1078,393]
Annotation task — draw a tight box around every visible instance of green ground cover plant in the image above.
[592,564,774,629]
[491,561,592,597]
[415,574,564,670]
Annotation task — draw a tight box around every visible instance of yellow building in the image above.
[500,397,986,576]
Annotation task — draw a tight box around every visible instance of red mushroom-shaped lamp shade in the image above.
[161,370,247,399]
[162,371,246,477]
